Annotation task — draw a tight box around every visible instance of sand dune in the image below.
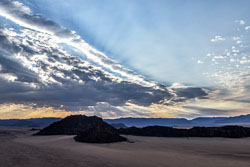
[1,128,250,167]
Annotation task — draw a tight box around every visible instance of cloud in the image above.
[197,60,204,64]
[184,106,232,114]
[239,20,245,25]
[181,90,250,118]
[182,105,245,118]
[0,26,208,112]
[0,104,71,119]
[232,37,240,40]
[0,0,209,118]
[235,19,246,25]
[210,35,225,42]
[0,0,155,87]
[202,20,250,90]
[245,26,250,30]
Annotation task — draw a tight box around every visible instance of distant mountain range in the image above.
[0,114,250,128]
[0,118,61,128]
[105,114,250,127]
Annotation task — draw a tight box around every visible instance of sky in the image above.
[0,0,250,119]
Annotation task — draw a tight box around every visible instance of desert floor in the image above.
[1,127,250,167]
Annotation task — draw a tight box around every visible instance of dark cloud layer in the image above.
[183,106,241,117]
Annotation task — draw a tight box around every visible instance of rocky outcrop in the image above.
[119,125,250,138]
[188,126,250,138]
[35,115,127,143]
[74,124,127,143]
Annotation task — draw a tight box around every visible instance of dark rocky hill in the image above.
[188,126,250,138]
[118,125,250,138]
[74,124,127,143]
[35,115,127,143]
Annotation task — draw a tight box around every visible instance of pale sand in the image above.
[1,128,250,167]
